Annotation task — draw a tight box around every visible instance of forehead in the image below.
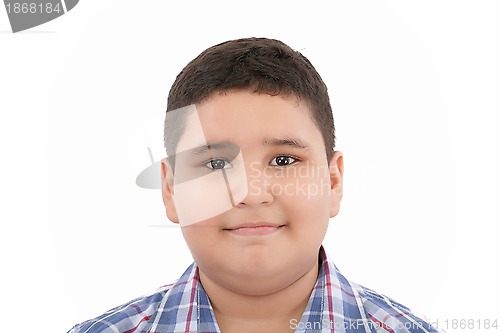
[177,90,323,152]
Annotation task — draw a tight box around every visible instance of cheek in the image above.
[272,171,331,213]
[173,171,236,226]
[181,222,221,260]
[272,173,331,235]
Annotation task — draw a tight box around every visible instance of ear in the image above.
[161,158,180,224]
[328,151,344,218]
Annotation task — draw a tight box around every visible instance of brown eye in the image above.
[270,155,297,166]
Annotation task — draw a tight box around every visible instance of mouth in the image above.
[223,222,286,236]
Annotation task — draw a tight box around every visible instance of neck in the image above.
[198,259,319,331]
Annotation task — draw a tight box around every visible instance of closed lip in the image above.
[223,222,286,231]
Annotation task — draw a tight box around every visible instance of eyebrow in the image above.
[263,137,310,150]
[190,137,310,156]
[191,141,236,156]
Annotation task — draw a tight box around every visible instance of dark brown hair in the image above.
[164,37,335,167]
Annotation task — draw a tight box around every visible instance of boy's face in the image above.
[161,90,343,295]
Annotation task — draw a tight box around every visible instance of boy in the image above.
[68,37,442,333]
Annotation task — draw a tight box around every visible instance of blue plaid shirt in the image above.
[68,246,443,333]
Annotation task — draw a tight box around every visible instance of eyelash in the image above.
[269,155,300,167]
[203,155,300,170]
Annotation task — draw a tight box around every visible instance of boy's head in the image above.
[161,37,344,296]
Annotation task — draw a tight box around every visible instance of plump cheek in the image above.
[173,170,240,227]
[284,199,329,241]
[180,221,222,262]
[274,175,331,237]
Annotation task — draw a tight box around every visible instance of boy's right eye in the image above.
[203,159,232,170]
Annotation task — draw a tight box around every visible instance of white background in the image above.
[1,1,499,332]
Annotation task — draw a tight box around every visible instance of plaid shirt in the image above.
[68,246,443,333]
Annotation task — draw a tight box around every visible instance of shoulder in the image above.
[321,247,444,333]
[67,283,174,333]
[352,282,443,333]
[67,262,199,333]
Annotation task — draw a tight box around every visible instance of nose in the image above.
[235,161,274,207]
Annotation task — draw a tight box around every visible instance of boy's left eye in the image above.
[270,155,298,166]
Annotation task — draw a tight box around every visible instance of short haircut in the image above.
[164,37,335,170]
